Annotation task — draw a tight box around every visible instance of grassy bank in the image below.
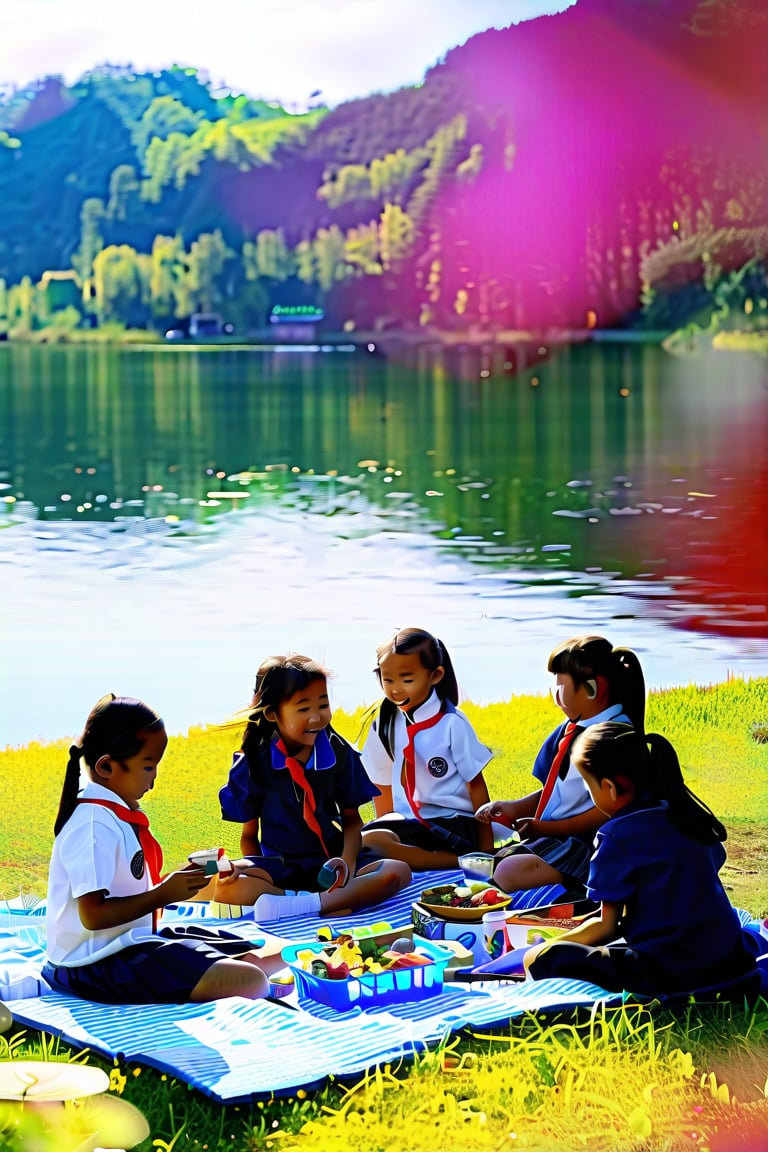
[1,677,767,1151]
[3,676,767,915]
[3,999,767,1151]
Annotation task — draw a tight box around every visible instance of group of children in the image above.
[43,628,760,1007]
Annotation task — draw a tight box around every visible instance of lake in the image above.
[1,339,766,747]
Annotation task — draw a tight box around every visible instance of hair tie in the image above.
[69,744,82,760]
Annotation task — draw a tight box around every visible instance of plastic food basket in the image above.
[282,938,450,1010]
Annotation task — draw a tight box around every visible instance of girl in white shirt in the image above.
[361,628,494,870]
[44,694,278,1004]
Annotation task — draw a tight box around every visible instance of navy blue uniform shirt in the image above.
[219,727,378,869]
[587,801,757,987]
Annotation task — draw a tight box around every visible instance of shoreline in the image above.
[0,326,672,351]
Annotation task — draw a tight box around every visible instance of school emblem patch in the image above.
[427,756,448,778]
[130,850,145,879]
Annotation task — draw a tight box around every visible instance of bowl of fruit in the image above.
[418,882,511,921]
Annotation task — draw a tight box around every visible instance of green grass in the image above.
[1,678,767,1150]
[3,676,766,913]
[2,1000,767,1151]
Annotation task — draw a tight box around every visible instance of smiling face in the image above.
[268,677,332,759]
[378,651,444,714]
[94,726,168,809]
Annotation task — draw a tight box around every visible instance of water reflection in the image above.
[1,340,766,641]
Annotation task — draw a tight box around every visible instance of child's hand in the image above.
[513,817,544,841]
[475,801,515,826]
[215,858,256,886]
[158,865,209,904]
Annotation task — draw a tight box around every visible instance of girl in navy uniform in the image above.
[525,722,760,995]
[43,695,278,1004]
[361,627,494,870]
[476,635,645,896]
[215,654,411,920]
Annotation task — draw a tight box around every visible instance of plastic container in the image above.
[458,852,497,883]
[482,909,511,959]
[282,938,450,1010]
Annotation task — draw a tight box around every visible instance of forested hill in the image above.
[0,0,765,335]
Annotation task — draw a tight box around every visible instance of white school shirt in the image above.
[543,703,629,821]
[362,691,491,821]
[46,781,158,967]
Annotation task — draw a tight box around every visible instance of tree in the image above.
[294,239,316,286]
[150,234,187,318]
[370,147,428,203]
[407,116,467,225]
[314,226,346,292]
[92,244,147,325]
[344,221,381,275]
[186,230,233,312]
[106,164,139,221]
[142,132,196,202]
[253,229,293,281]
[379,203,414,269]
[8,276,36,332]
[132,95,203,160]
[48,305,82,331]
[206,118,251,167]
[72,197,105,285]
[456,143,484,183]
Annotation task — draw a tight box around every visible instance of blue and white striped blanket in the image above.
[0,874,567,1001]
[2,877,763,1103]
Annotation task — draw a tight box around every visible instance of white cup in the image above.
[482,909,510,960]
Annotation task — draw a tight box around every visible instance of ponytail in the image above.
[548,634,646,731]
[645,733,727,844]
[377,698,398,760]
[54,695,164,836]
[54,745,84,836]
[573,723,726,845]
[611,647,646,733]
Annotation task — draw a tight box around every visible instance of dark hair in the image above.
[54,694,164,835]
[548,634,646,731]
[242,654,328,760]
[374,627,459,758]
[572,721,727,845]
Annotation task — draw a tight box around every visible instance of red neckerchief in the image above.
[401,701,445,824]
[78,799,164,885]
[275,738,331,857]
[534,722,581,819]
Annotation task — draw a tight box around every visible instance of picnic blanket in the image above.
[0,872,567,1001]
[2,876,764,1104]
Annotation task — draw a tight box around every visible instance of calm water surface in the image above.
[1,341,766,746]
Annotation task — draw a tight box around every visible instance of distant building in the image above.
[189,312,223,338]
[38,270,82,313]
[268,304,324,342]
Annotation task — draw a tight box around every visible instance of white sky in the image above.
[0,0,575,109]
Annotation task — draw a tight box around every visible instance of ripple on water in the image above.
[2,507,768,746]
